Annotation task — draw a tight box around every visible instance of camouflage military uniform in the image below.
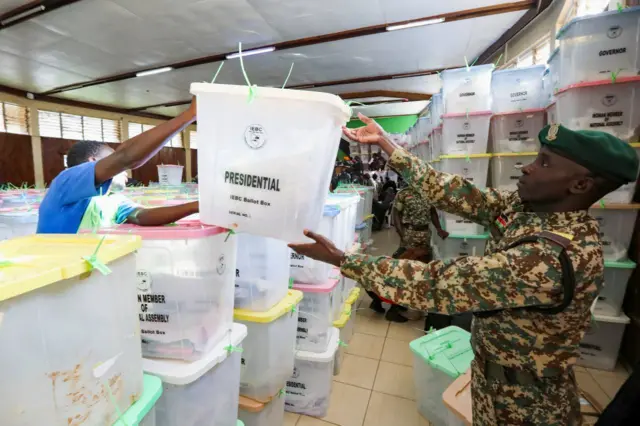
[341,149,603,425]
[394,188,433,249]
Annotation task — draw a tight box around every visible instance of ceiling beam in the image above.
[126,68,446,112]
[475,0,554,65]
[0,0,84,29]
[40,0,535,96]
[0,84,172,120]
[339,91,432,102]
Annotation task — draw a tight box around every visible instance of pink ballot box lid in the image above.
[89,220,226,240]
[293,277,340,293]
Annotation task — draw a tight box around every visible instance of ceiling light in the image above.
[226,46,276,60]
[136,67,173,77]
[386,18,445,32]
[1,5,45,25]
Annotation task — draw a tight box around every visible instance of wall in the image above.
[347,115,418,134]
[0,133,35,186]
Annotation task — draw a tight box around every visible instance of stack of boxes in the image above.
[549,7,640,371]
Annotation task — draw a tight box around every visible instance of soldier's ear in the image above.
[569,176,595,195]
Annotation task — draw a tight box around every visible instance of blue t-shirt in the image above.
[37,162,136,234]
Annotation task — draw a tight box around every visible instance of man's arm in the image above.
[343,114,512,228]
[430,206,448,239]
[127,202,199,226]
[341,242,564,314]
[94,99,196,185]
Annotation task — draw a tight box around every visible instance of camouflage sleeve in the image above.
[394,190,406,212]
[388,148,513,227]
[340,241,564,314]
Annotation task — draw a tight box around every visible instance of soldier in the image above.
[289,114,639,425]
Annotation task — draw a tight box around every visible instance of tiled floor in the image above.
[284,229,631,426]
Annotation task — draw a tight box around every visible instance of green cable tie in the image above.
[103,379,128,426]
[494,53,503,67]
[0,260,14,268]
[225,228,236,242]
[237,42,257,104]
[278,388,285,398]
[290,304,297,315]
[82,235,112,276]
[599,199,606,209]
[211,62,225,84]
[465,154,471,163]
[464,55,470,71]
[288,277,294,289]
[611,69,621,84]
[338,340,348,348]
[282,62,295,89]
[224,344,243,355]
[617,2,624,12]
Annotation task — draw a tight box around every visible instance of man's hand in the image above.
[437,229,449,240]
[342,113,386,145]
[185,96,197,123]
[289,230,345,267]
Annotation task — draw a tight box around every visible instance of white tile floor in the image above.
[284,229,630,426]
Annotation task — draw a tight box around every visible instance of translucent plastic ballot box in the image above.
[546,101,558,125]
[234,291,303,402]
[113,375,163,426]
[99,221,237,361]
[285,328,339,417]
[441,111,492,155]
[600,144,640,204]
[555,77,640,143]
[238,394,285,426]
[440,64,495,114]
[157,164,184,186]
[0,234,143,426]
[235,233,290,312]
[434,234,489,261]
[442,212,485,236]
[588,205,639,261]
[593,261,636,317]
[410,326,475,426]
[442,369,472,426]
[490,153,537,192]
[578,312,629,371]
[490,65,546,113]
[0,208,38,241]
[490,109,544,153]
[332,289,359,376]
[191,83,350,241]
[439,154,491,189]
[294,278,341,353]
[556,7,640,88]
[143,323,247,426]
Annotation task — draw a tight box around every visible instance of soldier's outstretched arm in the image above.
[343,114,511,228]
[340,240,566,314]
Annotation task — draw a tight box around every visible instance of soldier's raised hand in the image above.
[342,113,386,145]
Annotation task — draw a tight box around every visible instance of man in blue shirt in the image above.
[38,99,199,233]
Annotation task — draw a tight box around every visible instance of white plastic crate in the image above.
[101,222,237,361]
[0,209,38,241]
[594,261,636,317]
[191,83,350,241]
[239,394,285,426]
[436,234,489,261]
[285,328,339,417]
[234,291,302,402]
[601,143,640,204]
[578,313,629,371]
[143,323,247,426]
[441,65,494,114]
[491,110,544,153]
[491,65,546,113]
[589,207,639,261]
[290,206,341,284]
[556,7,640,88]
[294,278,341,353]
[0,235,143,426]
[440,154,491,188]
[443,212,485,236]
[491,153,537,192]
[441,112,492,155]
[235,233,290,312]
[411,327,475,425]
[555,77,640,142]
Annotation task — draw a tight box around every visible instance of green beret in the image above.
[538,124,639,183]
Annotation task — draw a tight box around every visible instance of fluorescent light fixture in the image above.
[226,46,275,60]
[386,18,445,32]
[136,67,173,78]
[1,5,45,25]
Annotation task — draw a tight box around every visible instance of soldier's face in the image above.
[518,148,592,203]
